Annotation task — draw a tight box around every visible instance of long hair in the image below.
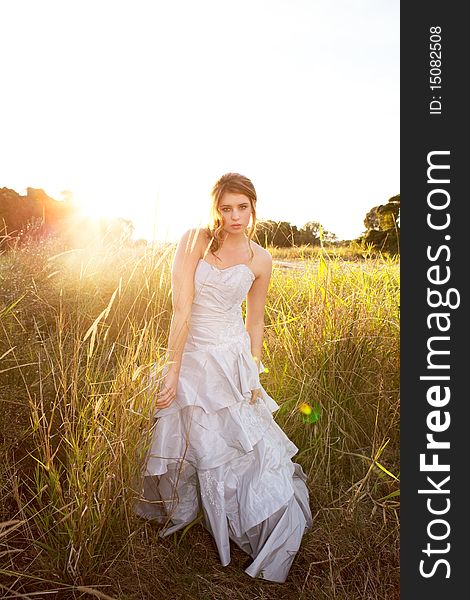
[206,172,257,260]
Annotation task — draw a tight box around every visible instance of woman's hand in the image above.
[250,388,262,405]
[155,369,179,409]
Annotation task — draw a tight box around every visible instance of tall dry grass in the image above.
[0,238,399,599]
[267,241,389,262]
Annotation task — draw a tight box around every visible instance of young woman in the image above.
[135,173,312,583]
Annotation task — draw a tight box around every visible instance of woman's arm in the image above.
[156,228,205,408]
[245,252,273,367]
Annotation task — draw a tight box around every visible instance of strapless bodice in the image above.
[193,259,255,312]
[185,259,256,350]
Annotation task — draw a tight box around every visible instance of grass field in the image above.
[0,238,400,599]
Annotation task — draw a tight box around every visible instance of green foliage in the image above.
[360,194,400,255]
[254,219,337,248]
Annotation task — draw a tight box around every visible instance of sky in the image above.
[1,0,399,243]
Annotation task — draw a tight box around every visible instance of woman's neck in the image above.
[220,231,249,249]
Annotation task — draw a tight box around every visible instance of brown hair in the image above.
[206,172,257,260]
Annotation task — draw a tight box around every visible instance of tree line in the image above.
[0,187,400,254]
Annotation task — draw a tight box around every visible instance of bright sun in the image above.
[63,178,210,244]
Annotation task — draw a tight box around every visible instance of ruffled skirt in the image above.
[134,332,312,583]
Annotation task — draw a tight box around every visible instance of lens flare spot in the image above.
[299,402,321,424]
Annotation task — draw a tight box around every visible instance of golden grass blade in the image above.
[374,460,399,481]
[0,347,16,361]
[0,520,25,539]
[83,285,120,357]
[75,586,118,600]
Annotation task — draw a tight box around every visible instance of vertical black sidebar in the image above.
[401,3,467,599]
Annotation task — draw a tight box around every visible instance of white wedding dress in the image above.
[134,259,312,582]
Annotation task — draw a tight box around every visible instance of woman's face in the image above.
[218,192,253,234]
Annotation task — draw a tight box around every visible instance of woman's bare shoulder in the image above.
[250,241,272,262]
[178,227,211,257]
[250,241,273,273]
